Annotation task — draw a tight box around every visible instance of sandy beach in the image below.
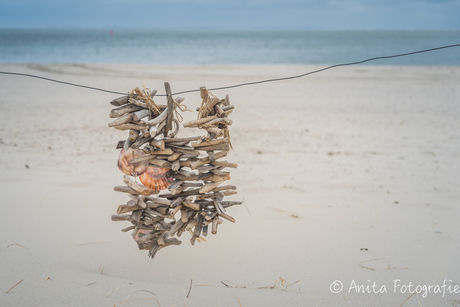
[0,63,459,306]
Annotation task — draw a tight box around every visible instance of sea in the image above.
[0,29,459,65]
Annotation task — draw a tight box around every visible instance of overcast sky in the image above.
[0,0,459,30]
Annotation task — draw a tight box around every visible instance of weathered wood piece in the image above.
[191,138,229,148]
[182,199,200,211]
[189,151,227,169]
[210,160,238,168]
[149,159,171,168]
[132,109,150,122]
[111,214,132,221]
[167,152,182,162]
[164,82,174,137]
[110,104,142,118]
[123,175,153,196]
[114,186,142,195]
[110,95,129,106]
[128,98,149,109]
[108,113,133,127]
[199,181,223,193]
[113,123,149,131]
[194,144,230,152]
[128,129,140,143]
[129,154,156,164]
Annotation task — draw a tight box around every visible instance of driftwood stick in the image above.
[150,139,165,150]
[116,140,125,149]
[183,115,218,128]
[148,108,168,126]
[182,182,203,188]
[167,145,200,156]
[197,165,216,173]
[141,129,150,138]
[219,212,236,223]
[164,136,201,143]
[113,123,149,131]
[164,82,174,137]
[211,185,237,192]
[211,217,218,234]
[210,169,230,176]
[117,203,142,214]
[110,104,142,118]
[199,181,224,193]
[110,95,129,106]
[176,169,192,178]
[189,151,227,169]
[123,175,153,196]
[171,204,183,216]
[132,109,150,122]
[195,190,236,200]
[145,148,174,155]
[170,185,187,195]
[182,199,200,211]
[131,210,143,225]
[211,160,238,168]
[108,112,133,127]
[203,174,230,182]
[168,152,182,162]
[121,225,135,232]
[194,144,230,152]
[149,159,171,168]
[114,186,142,195]
[171,197,185,208]
[168,180,184,191]
[171,160,180,172]
[173,173,199,181]
[191,138,229,148]
[200,118,233,128]
[215,104,225,118]
[112,214,132,221]
[131,136,151,149]
[190,214,204,245]
[128,129,140,142]
[207,151,216,162]
[128,98,149,109]
[129,154,156,164]
[180,209,189,223]
[159,188,201,199]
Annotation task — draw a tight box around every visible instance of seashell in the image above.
[118,148,148,177]
[139,166,174,190]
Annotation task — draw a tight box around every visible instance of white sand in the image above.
[0,64,459,306]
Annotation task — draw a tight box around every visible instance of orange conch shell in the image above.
[139,166,173,190]
[117,148,148,177]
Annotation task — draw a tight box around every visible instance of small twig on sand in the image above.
[5,279,23,293]
[186,279,193,298]
[358,258,383,271]
[87,281,97,286]
[269,207,298,218]
[7,244,28,249]
[106,285,125,298]
[40,190,60,206]
[243,198,252,216]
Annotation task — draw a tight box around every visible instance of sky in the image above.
[0,0,459,30]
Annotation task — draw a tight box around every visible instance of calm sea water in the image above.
[0,29,459,65]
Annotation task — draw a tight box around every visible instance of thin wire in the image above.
[0,71,127,95]
[0,43,459,97]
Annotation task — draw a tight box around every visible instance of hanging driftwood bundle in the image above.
[109,83,240,259]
